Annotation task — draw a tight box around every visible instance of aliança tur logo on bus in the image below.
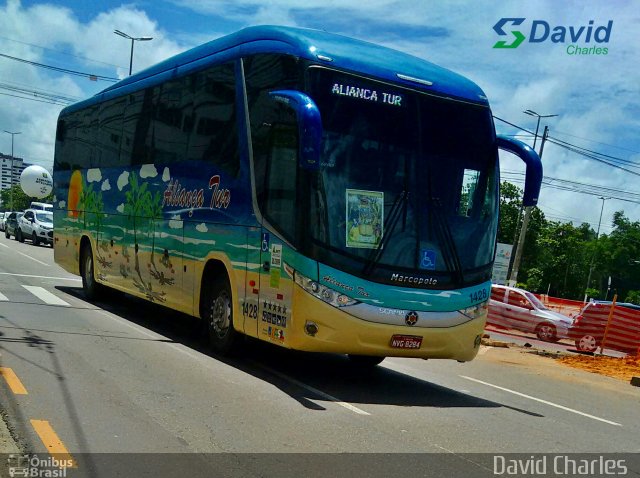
[493,18,613,55]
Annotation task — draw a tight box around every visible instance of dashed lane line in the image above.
[0,367,28,394]
[0,242,49,266]
[30,419,76,468]
[0,291,8,301]
[249,360,371,416]
[460,375,622,427]
[21,285,71,307]
[0,272,81,281]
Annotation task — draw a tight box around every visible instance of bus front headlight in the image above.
[460,301,488,320]
[294,271,359,308]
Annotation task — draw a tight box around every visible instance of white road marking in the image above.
[0,243,49,266]
[250,361,370,416]
[0,272,80,281]
[0,291,8,301]
[22,286,71,307]
[460,375,622,427]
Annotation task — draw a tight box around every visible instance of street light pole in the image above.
[584,196,610,302]
[524,110,558,150]
[508,117,555,286]
[114,30,153,76]
[3,130,21,211]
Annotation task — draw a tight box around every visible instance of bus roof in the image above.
[62,25,488,114]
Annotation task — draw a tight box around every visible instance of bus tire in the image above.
[80,242,104,300]
[204,273,238,355]
[348,355,385,367]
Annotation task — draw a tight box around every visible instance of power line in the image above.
[501,170,640,204]
[552,129,640,155]
[0,53,118,82]
[0,91,69,106]
[0,34,124,69]
[494,115,640,177]
[0,82,78,105]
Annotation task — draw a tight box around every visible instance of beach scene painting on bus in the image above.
[345,189,383,248]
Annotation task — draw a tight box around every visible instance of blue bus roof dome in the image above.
[72,25,488,113]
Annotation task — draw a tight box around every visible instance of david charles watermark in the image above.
[494,455,628,476]
[493,18,613,55]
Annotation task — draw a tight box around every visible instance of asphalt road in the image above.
[1,233,639,477]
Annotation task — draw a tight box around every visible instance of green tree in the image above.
[0,184,53,212]
[625,290,640,305]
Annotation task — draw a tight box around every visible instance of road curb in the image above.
[0,407,21,478]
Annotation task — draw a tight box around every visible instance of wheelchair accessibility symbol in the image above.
[261,232,270,253]
[420,249,436,270]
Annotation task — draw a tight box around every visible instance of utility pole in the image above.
[583,196,609,302]
[3,130,21,211]
[508,125,550,286]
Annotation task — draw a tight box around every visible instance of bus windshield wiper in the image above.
[429,198,464,285]
[362,190,409,276]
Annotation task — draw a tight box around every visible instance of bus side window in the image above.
[263,121,298,240]
[96,97,125,168]
[187,62,239,176]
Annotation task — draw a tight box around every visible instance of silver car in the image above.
[488,285,573,342]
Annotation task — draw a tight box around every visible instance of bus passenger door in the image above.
[256,124,298,346]
[257,231,293,346]
[242,226,262,338]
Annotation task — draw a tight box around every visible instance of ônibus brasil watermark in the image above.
[7,454,73,477]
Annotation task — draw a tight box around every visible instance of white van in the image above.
[29,202,53,211]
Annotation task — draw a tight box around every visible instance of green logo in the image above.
[493,18,526,48]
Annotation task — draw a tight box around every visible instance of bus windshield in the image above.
[303,68,498,288]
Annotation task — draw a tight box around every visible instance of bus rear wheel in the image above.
[348,355,385,367]
[204,274,238,355]
[81,243,104,300]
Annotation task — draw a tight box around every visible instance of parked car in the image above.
[29,201,53,211]
[4,212,23,239]
[16,209,54,246]
[569,301,640,353]
[488,285,574,342]
[0,212,9,231]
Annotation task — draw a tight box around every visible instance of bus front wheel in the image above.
[204,274,238,355]
[348,355,385,367]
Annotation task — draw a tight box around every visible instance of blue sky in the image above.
[1,0,639,234]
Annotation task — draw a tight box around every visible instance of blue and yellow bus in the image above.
[53,26,542,365]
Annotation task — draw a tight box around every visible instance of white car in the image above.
[16,209,54,246]
[488,285,573,342]
[0,212,9,231]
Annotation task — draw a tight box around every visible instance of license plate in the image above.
[390,335,423,349]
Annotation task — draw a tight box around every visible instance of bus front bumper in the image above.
[287,286,486,361]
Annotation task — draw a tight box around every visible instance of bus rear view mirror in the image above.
[268,90,323,170]
[496,135,543,207]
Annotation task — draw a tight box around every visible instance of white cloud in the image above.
[117,171,129,191]
[116,203,124,213]
[58,200,66,208]
[162,167,170,182]
[87,168,102,182]
[1,0,638,231]
[196,223,208,233]
[101,179,111,191]
[169,214,182,229]
[140,164,158,179]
